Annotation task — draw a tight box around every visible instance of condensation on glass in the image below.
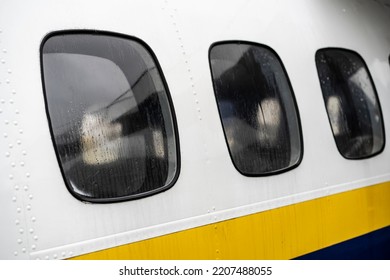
[209,42,302,175]
[316,49,385,159]
[41,32,179,202]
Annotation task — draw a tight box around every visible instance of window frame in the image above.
[315,47,386,160]
[208,40,304,177]
[40,30,181,203]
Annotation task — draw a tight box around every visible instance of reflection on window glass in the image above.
[316,49,384,159]
[209,42,302,175]
[41,32,179,202]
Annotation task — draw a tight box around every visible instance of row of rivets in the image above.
[165,2,202,121]
[35,251,74,260]
[1,30,38,259]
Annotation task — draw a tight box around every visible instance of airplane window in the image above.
[41,32,179,202]
[209,42,303,175]
[316,48,385,159]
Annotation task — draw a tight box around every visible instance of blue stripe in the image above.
[295,226,390,260]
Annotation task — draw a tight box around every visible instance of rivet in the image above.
[2,49,7,53]
[24,185,28,191]
[4,120,9,125]
[15,110,20,114]
[19,129,23,134]
[15,219,20,225]
[16,207,21,213]
[26,205,31,211]
[6,79,10,84]
[14,252,18,256]
[31,245,36,250]
[12,90,16,95]
[22,150,27,155]
[17,140,21,145]
[4,133,8,138]
[29,194,33,200]
[14,185,19,191]
[29,228,34,234]
[5,152,10,157]
[0,109,2,114]
[11,162,16,167]
[31,217,36,222]
[21,248,26,253]
[7,69,12,74]
[9,99,13,104]
[33,235,38,241]
[9,144,13,149]
[26,173,30,178]
[17,239,22,244]
[1,59,5,64]
[19,228,24,234]
[0,99,4,104]
[69,251,73,257]
[53,254,58,259]
[12,196,16,202]
[9,174,14,180]
[13,121,17,126]
[45,256,49,260]
[20,162,25,167]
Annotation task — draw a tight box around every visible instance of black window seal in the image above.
[208,40,304,177]
[315,47,386,160]
[40,30,181,203]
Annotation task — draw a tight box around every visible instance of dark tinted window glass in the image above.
[209,42,302,175]
[316,49,384,159]
[41,32,179,202]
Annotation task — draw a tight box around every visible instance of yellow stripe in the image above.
[73,181,390,259]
